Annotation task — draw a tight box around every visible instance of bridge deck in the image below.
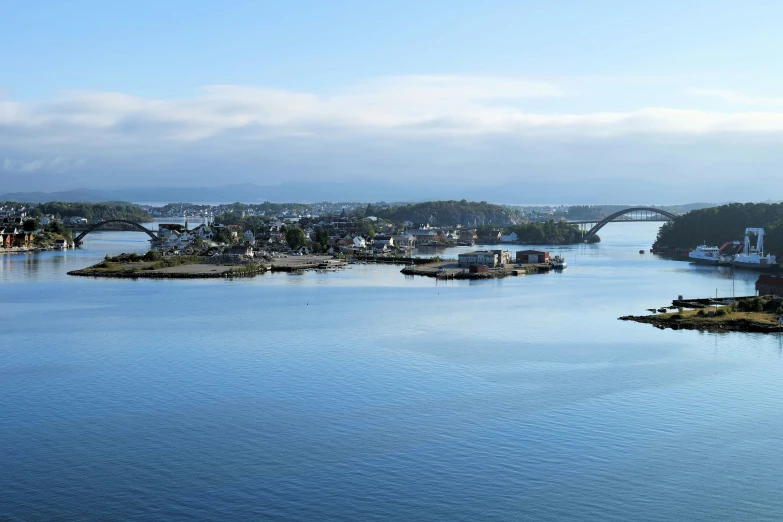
[567,217,671,225]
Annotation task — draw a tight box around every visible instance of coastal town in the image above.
[6,198,783,292]
[0,200,587,258]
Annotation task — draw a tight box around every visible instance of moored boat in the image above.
[688,244,721,265]
[553,255,567,269]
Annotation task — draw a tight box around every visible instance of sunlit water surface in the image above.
[2,223,782,521]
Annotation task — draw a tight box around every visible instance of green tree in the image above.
[48,220,65,235]
[214,228,233,244]
[285,226,307,250]
[313,227,331,252]
[23,219,39,232]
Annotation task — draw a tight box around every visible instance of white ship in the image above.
[733,228,778,269]
[688,244,723,265]
[553,256,567,269]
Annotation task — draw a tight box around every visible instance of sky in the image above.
[2,0,783,202]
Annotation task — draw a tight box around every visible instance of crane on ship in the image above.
[718,240,742,255]
[742,228,765,256]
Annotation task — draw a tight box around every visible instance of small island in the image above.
[67,251,347,279]
[620,295,783,333]
[68,251,266,279]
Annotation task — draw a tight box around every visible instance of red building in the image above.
[516,250,550,264]
[469,264,489,273]
[756,274,783,296]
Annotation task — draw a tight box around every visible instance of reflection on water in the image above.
[2,222,783,521]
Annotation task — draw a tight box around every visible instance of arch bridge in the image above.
[569,207,677,242]
[73,220,158,246]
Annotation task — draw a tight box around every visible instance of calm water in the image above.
[2,223,783,521]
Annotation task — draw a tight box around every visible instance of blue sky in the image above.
[3,1,783,201]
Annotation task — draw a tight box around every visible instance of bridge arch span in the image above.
[73,220,158,245]
[582,207,677,241]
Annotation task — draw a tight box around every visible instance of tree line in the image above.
[13,202,155,223]
[655,202,783,255]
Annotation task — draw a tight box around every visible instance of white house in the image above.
[500,232,518,243]
[176,231,196,247]
[373,235,394,250]
[352,236,367,248]
[194,225,215,240]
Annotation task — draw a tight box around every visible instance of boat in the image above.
[553,255,567,269]
[733,228,778,269]
[639,249,645,254]
[688,244,722,265]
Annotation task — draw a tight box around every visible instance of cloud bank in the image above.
[2,75,783,201]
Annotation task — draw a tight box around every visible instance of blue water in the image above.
[2,224,783,521]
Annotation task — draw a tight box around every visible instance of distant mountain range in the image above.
[0,180,724,206]
[1,183,411,204]
[1,189,117,203]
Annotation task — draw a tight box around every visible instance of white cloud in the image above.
[3,156,85,173]
[4,76,783,200]
[2,77,783,149]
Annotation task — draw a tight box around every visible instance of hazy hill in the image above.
[0,189,110,203]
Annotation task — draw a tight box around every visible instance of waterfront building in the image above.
[516,250,550,264]
[756,274,783,296]
[392,234,415,249]
[492,249,511,265]
[458,250,500,268]
[0,228,34,249]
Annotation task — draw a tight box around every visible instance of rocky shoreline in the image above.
[1,245,69,255]
[619,314,783,333]
[67,253,267,279]
[67,267,265,279]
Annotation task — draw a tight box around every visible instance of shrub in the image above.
[671,314,683,320]
[776,307,783,316]
[755,300,765,313]
[715,308,728,317]
[765,298,782,311]
[143,250,162,262]
[696,309,706,317]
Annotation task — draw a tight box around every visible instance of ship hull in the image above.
[732,260,779,270]
[688,256,720,265]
